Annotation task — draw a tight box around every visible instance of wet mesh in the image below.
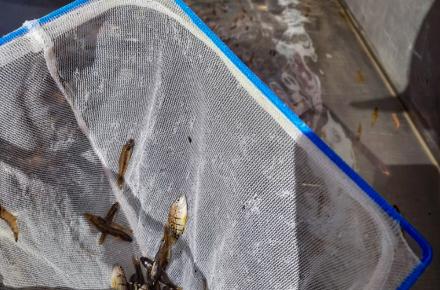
[0,0,421,289]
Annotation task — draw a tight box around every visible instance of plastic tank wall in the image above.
[343,0,440,158]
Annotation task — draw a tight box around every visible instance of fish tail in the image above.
[117,175,124,188]
[98,233,107,245]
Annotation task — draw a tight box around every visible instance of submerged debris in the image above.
[118,139,135,188]
[356,69,365,84]
[0,204,19,242]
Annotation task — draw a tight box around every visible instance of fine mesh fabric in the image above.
[0,0,421,289]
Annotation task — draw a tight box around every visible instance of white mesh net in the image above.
[0,0,424,289]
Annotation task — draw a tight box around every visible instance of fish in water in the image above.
[85,203,133,243]
[118,139,135,188]
[391,113,400,129]
[371,107,379,126]
[98,202,119,245]
[111,265,129,290]
[356,70,365,84]
[0,204,19,242]
[356,122,362,141]
[141,195,188,290]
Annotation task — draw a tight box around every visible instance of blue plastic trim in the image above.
[0,0,90,46]
[174,0,432,289]
[0,0,433,288]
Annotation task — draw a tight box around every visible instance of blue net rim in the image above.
[0,1,432,289]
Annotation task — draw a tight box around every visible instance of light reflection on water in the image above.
[187,0,356,168]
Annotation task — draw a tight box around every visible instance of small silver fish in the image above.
[117,139,135,188]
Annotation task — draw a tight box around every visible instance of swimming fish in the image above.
[0,204,19,242]
[111,265,129,290]
[98,202,120,245]
[117,139,135,188]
